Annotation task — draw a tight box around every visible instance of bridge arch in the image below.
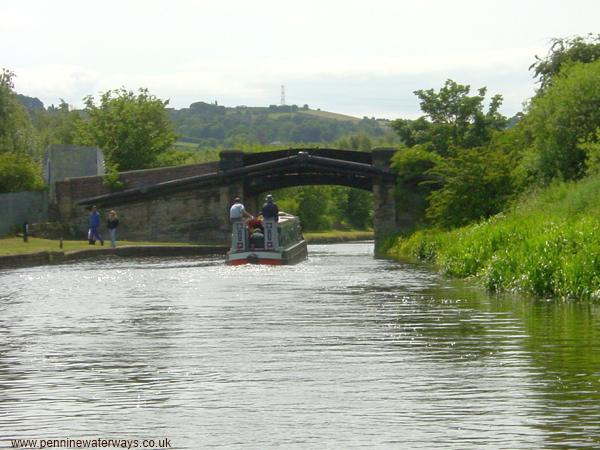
[73,148,399,250]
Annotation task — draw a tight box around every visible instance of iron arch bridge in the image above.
[77,148,399,248]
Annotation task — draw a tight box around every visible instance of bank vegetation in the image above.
[384,34,600,301]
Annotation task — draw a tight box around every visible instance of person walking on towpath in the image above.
[88,205,104,246]
[107,210,119,248]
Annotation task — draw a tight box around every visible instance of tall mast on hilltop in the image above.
[280,85,286,106]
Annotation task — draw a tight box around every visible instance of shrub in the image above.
[0,152,45,193]
[426,146,516,228]
[385,173,600,300]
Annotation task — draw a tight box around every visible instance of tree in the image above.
[335,133,372,151]
[0,69,37,156]
[0,69,44,193]
[343,188,372,229]
[530,33,600,92]
[391,79,506,154]
[77,88,176,171]
[33,100,82,149]
[297,186,332,231]
[390,146,444,228]
[524,59,600,181]
[0,152,45,193]
[426,146,516,228]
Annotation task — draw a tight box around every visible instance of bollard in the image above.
[59,237,64,249]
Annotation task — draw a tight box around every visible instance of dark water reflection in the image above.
[1,242,599,448]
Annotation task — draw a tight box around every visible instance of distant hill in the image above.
[15,90,398,148]
[16,94,44,115]
[169,102,395,148]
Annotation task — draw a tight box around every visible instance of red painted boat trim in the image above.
[227,258,283,266]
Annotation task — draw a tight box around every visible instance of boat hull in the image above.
[226,240,308,266]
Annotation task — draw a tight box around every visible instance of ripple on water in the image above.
[0,242,599,449]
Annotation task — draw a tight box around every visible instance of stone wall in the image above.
[0,191,48,236]
[69,184,240,244]
[55,161,220,221]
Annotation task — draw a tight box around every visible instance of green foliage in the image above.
[343,188,373,229]
[391,79,507,155]
[295,186,333,231]
[335,133,373,151]
[32,100,82,149]
[385,173,600,300]
[388,80,511,230]
[0,152,45,193]
[0,69,38,157]
[170,103,393,148]
[524,59,600,182]
[391,135,520,229]
[426,146,517,228]
[391,145,442,186]
[154,147,210,167]
[77,88,177,171]
[580,128,600,174]
[390,146,443,229]
[530,33,600,91]
[102,163,125,191]
[0,69,44,192]
[272,185,371,231]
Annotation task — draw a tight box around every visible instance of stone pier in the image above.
[371,148,398,254]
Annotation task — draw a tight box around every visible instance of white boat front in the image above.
[226,212,307,265]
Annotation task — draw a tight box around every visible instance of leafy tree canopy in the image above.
[0,69,37,156]
[426,146,516,228]
[0,152,45,193]
[523,59,600,182]
[530,33,600,91]
[33,100,82,150]
[77,88,177,171]
[391,79,506,155]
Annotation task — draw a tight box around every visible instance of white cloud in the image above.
[5,0,597,117]
[12,45,540,118]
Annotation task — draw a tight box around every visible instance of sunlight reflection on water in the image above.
[1,242,599,449]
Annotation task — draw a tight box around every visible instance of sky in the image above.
[2,0,599,119]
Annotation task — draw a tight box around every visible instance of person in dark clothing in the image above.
[261,194,279,222]
[107,210,119,248]
[88,205,104,245]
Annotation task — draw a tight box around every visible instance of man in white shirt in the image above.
[229,197,253,223]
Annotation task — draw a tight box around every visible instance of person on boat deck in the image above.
[249,225,265,249]
[261,194,279,222]
[247,217,263,232]
[229,197,253,223]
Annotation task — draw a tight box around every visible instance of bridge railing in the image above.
[242,148,372,166]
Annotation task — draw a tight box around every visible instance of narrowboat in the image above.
[226,212,308,265]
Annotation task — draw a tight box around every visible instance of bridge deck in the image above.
[78,151,394,207]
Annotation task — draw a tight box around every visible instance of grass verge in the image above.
[0,237,192,257]
[384,175,600,301]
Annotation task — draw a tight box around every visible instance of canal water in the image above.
[1,242,599,449]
